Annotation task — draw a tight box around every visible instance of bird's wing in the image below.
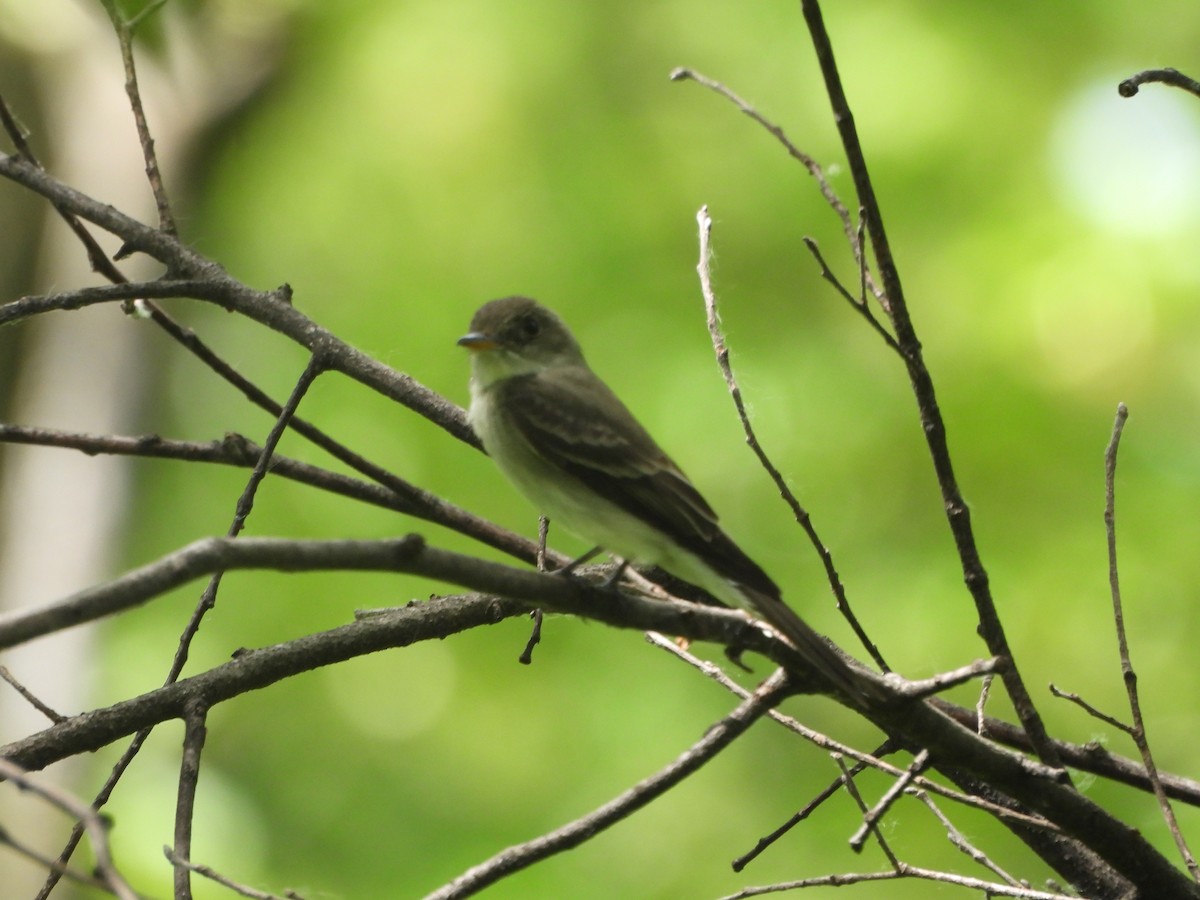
[496,367,779,598]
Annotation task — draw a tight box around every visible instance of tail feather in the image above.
[739,585,884,704]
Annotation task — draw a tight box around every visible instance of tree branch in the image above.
[0,155,475,447]
[798,0,1062,771]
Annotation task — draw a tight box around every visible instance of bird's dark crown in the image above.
[468,296,581,358]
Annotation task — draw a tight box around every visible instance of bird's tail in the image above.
[739,586,885,705]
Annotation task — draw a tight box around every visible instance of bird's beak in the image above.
[457,331,497,351]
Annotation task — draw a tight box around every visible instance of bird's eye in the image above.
[519,315,541,339]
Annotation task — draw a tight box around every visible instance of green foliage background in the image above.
[6,0,1200,897]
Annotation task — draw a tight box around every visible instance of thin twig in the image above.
[669,66,882,304]
[913,789,1022,886]
[834,754,900,868]
[722,867,1078,900]
[1103,403,1198,878]
[535,515,550,572]
[1119,68,1200,99]
[975,672,994,736]
[0,666,65,723]
[423,670,798,900]
[99,0,177,235]
[167,354,325,682]
[695,206,887,671]
[1049,684,1132,734]
[896,658,998,699]
[518,517,552,663]
[517,608,543,666]
[164,848,305,900]
[802,237,900,352]
[733,751,881,872]
[849,749,930,852]
[0,758,138,900]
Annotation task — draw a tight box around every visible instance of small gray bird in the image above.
[459,296,871,701]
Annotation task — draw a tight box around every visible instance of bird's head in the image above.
[458,296,585,382]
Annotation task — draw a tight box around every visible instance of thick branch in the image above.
[0,590,526,772]
[0,533,1192,895]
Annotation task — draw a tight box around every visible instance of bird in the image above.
[458,295,874,702]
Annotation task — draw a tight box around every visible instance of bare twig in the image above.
[424,670,797,899]
[914,789,1022,886]
[802,236,900,351]
[1119,68,1200,99]
[722,867,1078,900]
[834,754,900,867]
[733,752,880,872]
[518,516,551,663]
[1103,403,1198,878]
[1049,684,1132,734]
[694,206,887,672]
[99,0,177,235]
[669,66,882,304]
[895,658,999,699]
[535,515,550,572]
[0,758,138,900]
[164,847,304,900]
[849,749,930,852]
[0,666,65,723]
[170,354,325,679]
[517,608,543,665]
[975,672,994,736]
